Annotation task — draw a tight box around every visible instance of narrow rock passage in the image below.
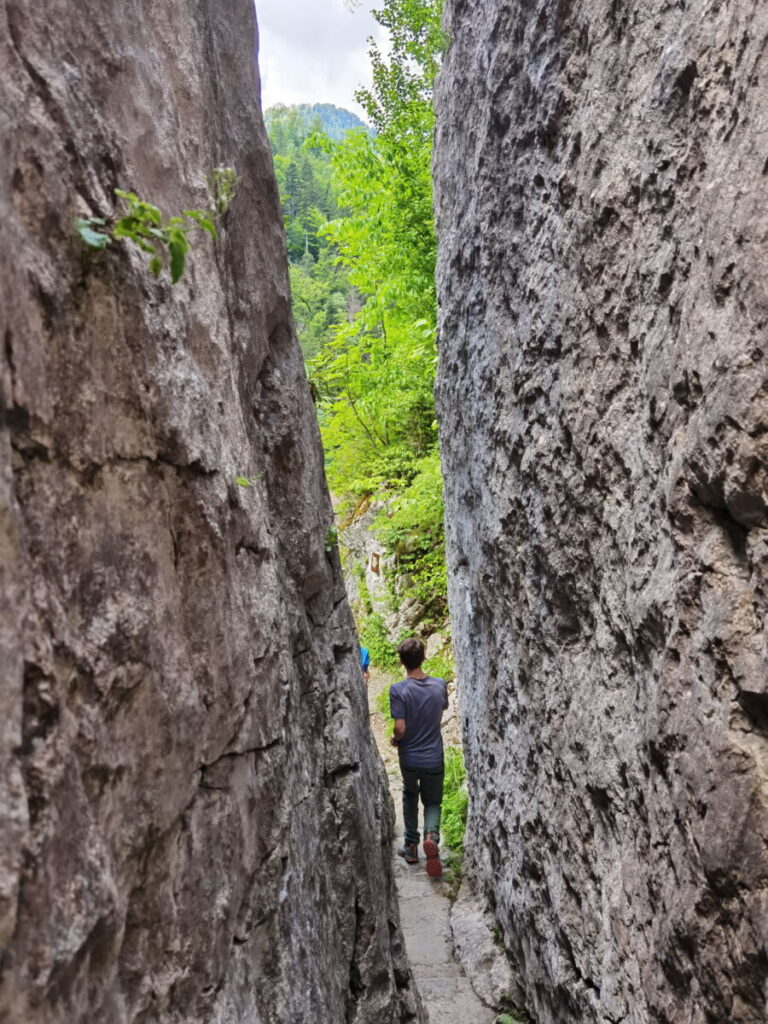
[368,673,495,1024]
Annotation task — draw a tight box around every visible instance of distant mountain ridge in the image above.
[264,102,371,141]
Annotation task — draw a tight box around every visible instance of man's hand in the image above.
[390,736,399,747]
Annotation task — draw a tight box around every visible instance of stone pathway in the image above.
[369,673,496,1024]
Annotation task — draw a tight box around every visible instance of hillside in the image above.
[264,102,371,141]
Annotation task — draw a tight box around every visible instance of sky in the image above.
[255,0,387,122]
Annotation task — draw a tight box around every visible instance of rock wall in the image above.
[340,506,432,643]
[0,2,421,1022]
[341,503,394,624]
[434,2,768,1023]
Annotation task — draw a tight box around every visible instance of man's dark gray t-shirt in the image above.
[390,676,448,768]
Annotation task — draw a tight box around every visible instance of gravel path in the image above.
[368,671,496,1024]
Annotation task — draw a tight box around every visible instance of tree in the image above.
[309,0,447,615]
[265,104,358,350]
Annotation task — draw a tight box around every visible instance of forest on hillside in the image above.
[264,104,357,359]
[265,0,447,648]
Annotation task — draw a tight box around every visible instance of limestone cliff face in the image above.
[434,2,768,1023]
[0,3,421,1022]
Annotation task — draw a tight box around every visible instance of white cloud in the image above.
[255,0,387,122]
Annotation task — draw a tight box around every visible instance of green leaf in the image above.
[169,239,186,283]
[113,217,142,240]
[235,476,252,487]
[115,190,161,225]
[184,210,218,239]
[76,219,110,249]
[141,204,162,224]
[148,255,163,278]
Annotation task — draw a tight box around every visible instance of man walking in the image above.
[390,638,449,878]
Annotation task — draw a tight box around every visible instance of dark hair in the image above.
[398,637,425,670]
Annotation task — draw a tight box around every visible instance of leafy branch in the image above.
[76,166,239,284]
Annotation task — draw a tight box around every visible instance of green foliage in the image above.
[266,102,371,142]
[265,105,359,360]
[266,104,348,265]
[235,475,261,488]
[441,745,469,855]
[441,847,464,901]
[75,218,109,248]
[352,561,372,614]
[289,250,351,360]
[373,450,446,614]
[494,1008,530,1024]
[307,0,447,618]
[375,684,393,723]
[360,613,400,673]
[265,5,448,621]
[209,166,239,215]
[423,651,454,682]
[76,167,237,284]
[324,524,339,552]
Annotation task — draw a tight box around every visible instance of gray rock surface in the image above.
[341,501,394,621]
[434,2,768,1023]
[0,2,421,1022]
[450,880,522,1012]
[340,504,430,642]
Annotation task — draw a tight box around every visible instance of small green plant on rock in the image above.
[235,474,262,488]
[441,847,464,902]
[360,613,400,673]
[495,996,531,1024]
[76,166,239,284]
[208,166,239,214]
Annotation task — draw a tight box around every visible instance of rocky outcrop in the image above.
[450,880,521,1012]
[434,2,768,1023]
[0,2,421,1021]
[341,502,394,622]
[340,505,429,640]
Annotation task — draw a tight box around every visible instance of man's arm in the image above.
[390,686,406,746]
[390,718,406,747]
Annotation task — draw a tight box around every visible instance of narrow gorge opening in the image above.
[258,3,498,1018]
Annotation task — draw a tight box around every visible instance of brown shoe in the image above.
[423,832,442,878]
[397,842,419,864]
